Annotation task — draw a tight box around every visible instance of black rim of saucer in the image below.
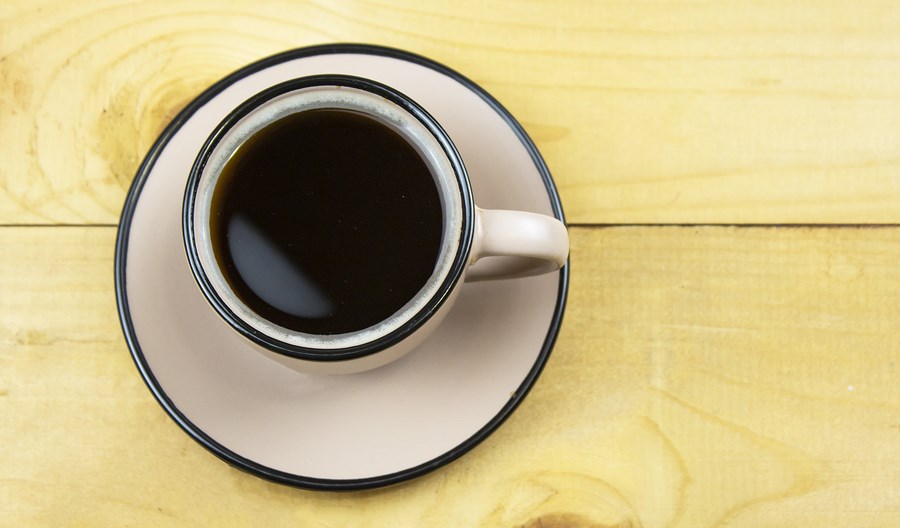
[114,43,570,491]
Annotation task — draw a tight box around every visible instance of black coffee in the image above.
[209,108,443,335]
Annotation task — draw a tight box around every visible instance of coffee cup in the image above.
[183,75,568,374]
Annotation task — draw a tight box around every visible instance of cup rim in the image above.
[182,74,475,362]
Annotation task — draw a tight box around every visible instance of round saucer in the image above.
[115,44,569,490]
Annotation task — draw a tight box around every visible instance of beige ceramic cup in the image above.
[184,75,568,374]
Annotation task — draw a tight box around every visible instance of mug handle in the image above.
[465,208,570,282]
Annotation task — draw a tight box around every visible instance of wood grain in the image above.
[4,1,900,224]
[4,1,900,525]
[2,226,898,526]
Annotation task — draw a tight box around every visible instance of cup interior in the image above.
[185,77,470,355]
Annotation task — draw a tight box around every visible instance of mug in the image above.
[183,75,568,374]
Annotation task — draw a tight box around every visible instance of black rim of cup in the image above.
[182,74,475,362]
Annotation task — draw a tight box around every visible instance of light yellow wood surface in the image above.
[3,1,900,526]
[6,1,900,224]
[2,227,899,526]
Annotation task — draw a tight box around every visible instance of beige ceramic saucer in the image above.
[115,44,568,490]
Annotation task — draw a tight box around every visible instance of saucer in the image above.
[115,44,569,490]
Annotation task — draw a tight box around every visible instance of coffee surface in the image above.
[210,109,443,335]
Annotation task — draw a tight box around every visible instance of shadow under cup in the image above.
[183,75,474,372]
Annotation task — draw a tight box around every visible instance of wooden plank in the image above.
[4,1,900,224]
[1,225,898,526]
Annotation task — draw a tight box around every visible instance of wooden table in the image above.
[3,1,900,525]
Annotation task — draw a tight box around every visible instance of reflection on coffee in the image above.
[209,109,442,335]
